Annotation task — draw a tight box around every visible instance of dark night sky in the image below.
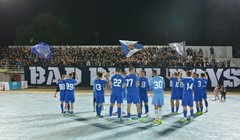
[0,0,240,45]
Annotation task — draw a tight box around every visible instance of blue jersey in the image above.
[58,80,66,94]
[179,80,184,91]
[170,77,179,90]
[94,79,107,95]
[193,78,202,93]
[149,76,165,95]
[181,77,194,96]
[111,74,125,94]
[201,78,208,90]
[125,74,139,92]
[139,77,149,91]
[64,78,78,93]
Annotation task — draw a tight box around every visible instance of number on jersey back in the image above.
[111,74,125,93]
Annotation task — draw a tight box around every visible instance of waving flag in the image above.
[119,40,144,58]
[31,42,52,60]
[169,41,185,56]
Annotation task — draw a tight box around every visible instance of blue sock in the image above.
[67,104,70,111]
[109,106,113,117]
[145,105,149,113]
[117,107,121,119]
[183,110,187,117]
[197,107,199,112]
[60,104,63,113]
[98,105,102,116]
[127,113,131,118]
[140,104,143,113]
[205,100,208,107]
[138,113,141,118]
[171,107,174,113]
[96,104,99,115]
[200,107,203,112]
[190,110,194,117]
[176,107,179,112]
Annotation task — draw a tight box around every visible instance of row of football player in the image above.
[54,67,208,124]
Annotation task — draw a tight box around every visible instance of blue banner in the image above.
[9,82,21,90]
[31,42,52,60]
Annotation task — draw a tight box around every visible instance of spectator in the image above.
[210,46,214,58]
[86,60,91,66]
[227,60,231,67]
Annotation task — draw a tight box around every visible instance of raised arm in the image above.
[166,68,170,80]
[204,70,208,79]
[75,72,79,81]
[178,70,182,81]
[105,72,110,86]
[108,76,112,86]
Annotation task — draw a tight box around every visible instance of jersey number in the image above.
[180,82,184,88]
[126,79,133,87]
[141,81,146,88]
[175,82,179,88]
[187,83,193,90]
[95,84,101,91]
[113,79,122,87]
[59,84,65,90]
[198,81,202,87]
[66,83,74,90]
[154,81,162,89]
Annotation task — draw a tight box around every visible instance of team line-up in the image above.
[54,67,209,125]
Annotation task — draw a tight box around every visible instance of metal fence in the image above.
[0,65,24,71]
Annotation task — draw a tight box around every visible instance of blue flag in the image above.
[119,40,144,58]
[31,42,52,60]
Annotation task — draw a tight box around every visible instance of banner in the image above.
[0,82,10,91]
[9,82,21,90]
[21,81,28,89]
[24,66,240,88]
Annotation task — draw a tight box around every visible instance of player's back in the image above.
[111,74,125,93]
[65,78,77,93]
[58,80,66,94]
[170,77,179,91]
[182,77,194,96]
[201,78,208,91]
[125,74,138,92]
[139,77,149,92]
[94,79,107,95]
[150,76,165,95]
[194,78,202,93]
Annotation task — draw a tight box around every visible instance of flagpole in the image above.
[31,38,38,89]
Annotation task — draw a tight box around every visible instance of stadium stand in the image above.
[0,45,235,67]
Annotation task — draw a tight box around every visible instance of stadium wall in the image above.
[24,66,240,89]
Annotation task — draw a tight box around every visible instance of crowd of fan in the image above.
[0,46,231,67]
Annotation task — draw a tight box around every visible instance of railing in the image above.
[0,65,24,71]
